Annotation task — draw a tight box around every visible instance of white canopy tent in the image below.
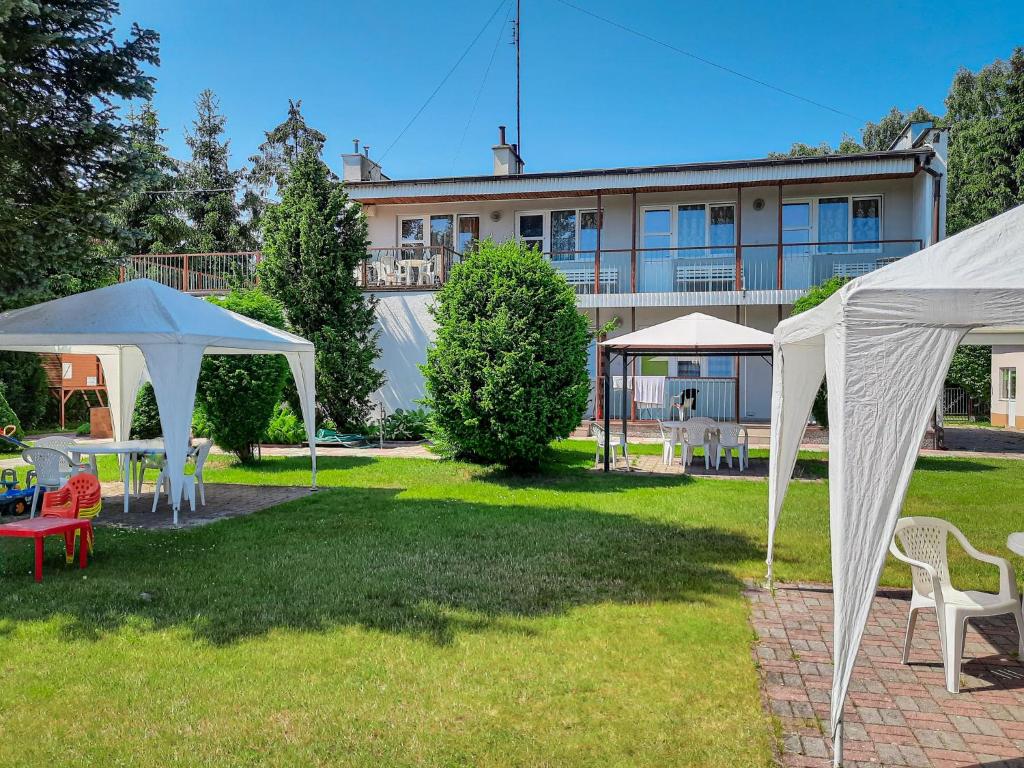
[767,203,1024,766]
[598,313,774,470]
[0,279,318,522]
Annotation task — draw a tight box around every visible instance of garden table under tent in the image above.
[0,279,318,525]
[766,202,1024,766]
[597,312,774,471]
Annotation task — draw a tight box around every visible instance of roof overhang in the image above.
[348,149,931,205]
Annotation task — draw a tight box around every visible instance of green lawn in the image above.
[0,440,1021,766]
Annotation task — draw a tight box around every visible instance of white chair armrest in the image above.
[948,528,1018,597]
[889,540,945,598]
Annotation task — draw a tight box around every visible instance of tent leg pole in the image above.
[603,347,611,472]
[833,719,843,767]
[621,352,628,469]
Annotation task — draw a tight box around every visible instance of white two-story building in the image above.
[345,122,947,424]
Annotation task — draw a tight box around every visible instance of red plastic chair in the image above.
[40,474,102,561]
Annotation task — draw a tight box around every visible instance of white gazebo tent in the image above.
[767,203,1024,766]
[598,313,774,470]
[0,279,318,522]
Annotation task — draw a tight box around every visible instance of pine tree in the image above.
[0,0,159,310]
[179,89,254,253]
[104,103,189,258]
[250,99,327,198]
[259,150,384,431]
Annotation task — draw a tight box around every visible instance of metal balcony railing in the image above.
[356,245,462,290]
[123,252,262,294]
[596,375,739,422]
[543,240,923,295]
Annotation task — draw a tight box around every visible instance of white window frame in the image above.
[515,209,548,253]
[515,208,602,259]
[640,202,737,255]
[780,194,885,253]
[1000,367,1017,401]
[456,214,480,252]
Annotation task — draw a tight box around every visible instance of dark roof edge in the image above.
[348,148,933,189]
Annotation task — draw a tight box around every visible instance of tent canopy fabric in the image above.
[767,203,1024,765]
[600,312,774,354]
[0,280,318,521]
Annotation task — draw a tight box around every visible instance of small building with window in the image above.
[991,348,1021,429]
[343,121,948,423]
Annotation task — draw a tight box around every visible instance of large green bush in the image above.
[422,239,590,469]
[945,345,991,411]
[0,352,50,429]
[195,289,289,463]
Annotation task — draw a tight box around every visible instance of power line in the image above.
[379,0,510,162]
[452,0,515,170]
[551,0,862,122]
[140,187,237,195]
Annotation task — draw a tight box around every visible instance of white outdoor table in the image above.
[661,420,720,466]
[399,259,426,286]
[69,439,165,514]
[1008,532,1024,557]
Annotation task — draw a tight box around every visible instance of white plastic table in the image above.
[661,420,720,466]
[1008,532,1024,557]
[69,439,165,514]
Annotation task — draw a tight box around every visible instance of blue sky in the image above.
[116,0,1023,180]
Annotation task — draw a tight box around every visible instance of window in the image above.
[579,210,600,260]
[457,215,479,252]
[675,359,700,378]
[851,197,881,251]
[399,217,425,258]
[643,208,672,259]
[1000,367,1017,401]
[782,202,812,255]
[818,197,849,249]
[644,203,735,258]
[550,210,576,261]
[709,205,736,256]
[706,356,735,378]
[429,215,453,254]
[517,212,544,252]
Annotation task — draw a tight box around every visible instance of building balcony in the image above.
[596,375,740,422]
[355,246,462,290]
[546,240,921,299]
[122,239,920,302]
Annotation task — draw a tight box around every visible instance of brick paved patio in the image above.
[748,583,1024,768]
[93,482,312,529]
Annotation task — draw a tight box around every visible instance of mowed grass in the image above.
[0,440,1021,767]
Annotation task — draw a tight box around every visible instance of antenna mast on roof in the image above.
[514,0,521,156]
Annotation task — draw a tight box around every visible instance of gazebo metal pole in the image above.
[603,346,611,472]
[621,351,628,459]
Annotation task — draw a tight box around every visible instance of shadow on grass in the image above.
[0,486,760,648]
[914,456,999,473]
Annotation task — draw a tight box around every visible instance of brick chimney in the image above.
[492,125,524,176]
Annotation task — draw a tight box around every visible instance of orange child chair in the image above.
[40,473,102,562]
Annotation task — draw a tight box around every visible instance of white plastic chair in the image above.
[679,417,718,470]
[717,423,749,471]
[151,439,213,512]
[21,446,90,517]
[657,421,679,465]
[592,423,630,469]
[890,517,1024,693]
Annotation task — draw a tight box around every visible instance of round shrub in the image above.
[196,289,288,463]
[422,238,590,469]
